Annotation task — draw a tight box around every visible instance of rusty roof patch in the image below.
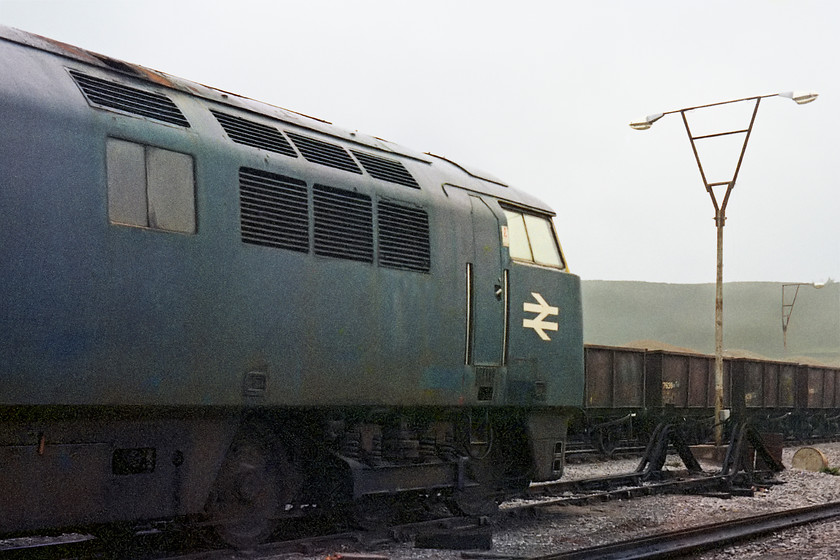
[0,24,433,165]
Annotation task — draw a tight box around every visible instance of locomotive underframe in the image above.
[0,404,570,539]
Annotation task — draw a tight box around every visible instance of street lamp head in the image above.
[631,92,817,130]
[629,112,664,130]
[779,91,819,105]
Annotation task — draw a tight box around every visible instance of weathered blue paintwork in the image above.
[0,26,583,537]
[0,26,582,412]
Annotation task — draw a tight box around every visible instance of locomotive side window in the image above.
[502,208,565,269]
[106,138,196,234]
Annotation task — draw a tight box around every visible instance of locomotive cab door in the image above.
[465,194,506,368]
[445,186,507,406]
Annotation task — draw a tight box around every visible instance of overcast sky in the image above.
[2,0,836,284]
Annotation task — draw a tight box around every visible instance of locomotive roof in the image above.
[1,25,554,215]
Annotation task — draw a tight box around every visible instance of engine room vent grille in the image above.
[352,150,419,189]
[313,184,373,262]
[286,132,362,174]
[239,167,309,252]
[211,110,297,157]
[69,70,190,127]
[377,201,430,273]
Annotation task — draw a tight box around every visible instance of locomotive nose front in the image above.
[502,207,584,409]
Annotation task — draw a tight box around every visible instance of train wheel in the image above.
[207,429,297,549]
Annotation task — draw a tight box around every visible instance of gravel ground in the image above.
[686,442,840,559]
[313,442,840,560]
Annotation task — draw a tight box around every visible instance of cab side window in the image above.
[503,208,565,269]
[106,138,196,234]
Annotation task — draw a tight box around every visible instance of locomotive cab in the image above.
[502,204,583,480]
[442,182,583,482]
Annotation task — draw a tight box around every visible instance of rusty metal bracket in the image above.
[635,423,703,481]
[720,422,785,477]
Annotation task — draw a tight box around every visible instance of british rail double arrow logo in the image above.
[522,292,559,341]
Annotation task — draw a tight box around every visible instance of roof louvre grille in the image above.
[211,110,297,157]
[378,201,431,273]
[313,184,373,262]
[239,167,309,252]
[286,131,362,174]
[69,70,190,127]
[351,150,419,189]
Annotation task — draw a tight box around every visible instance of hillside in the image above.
[581,280,840,364]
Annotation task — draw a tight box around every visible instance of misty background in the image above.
[584,281,840,364]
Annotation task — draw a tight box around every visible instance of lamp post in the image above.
[630,91,817,447]
[782,282,826,349]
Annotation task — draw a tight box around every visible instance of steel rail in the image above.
[538,475,732,504]
[529,500,840,560]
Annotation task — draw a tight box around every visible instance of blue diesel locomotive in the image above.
[0,27,583,546]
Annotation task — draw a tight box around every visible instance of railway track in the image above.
[522,472,760,509]
[527,500,840,560]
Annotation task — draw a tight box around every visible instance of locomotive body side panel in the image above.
[0,40,478,408]
[0,40,583,410]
